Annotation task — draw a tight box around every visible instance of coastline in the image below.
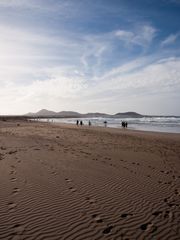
[53,121,180,138]
[37,116,180,134]
[0,120,180,239]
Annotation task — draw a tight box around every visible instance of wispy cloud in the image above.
[115,25,156,47]
[161,33,179,46]
[1,55,179,114]
[87,57,180,95]
[0,0,69,13]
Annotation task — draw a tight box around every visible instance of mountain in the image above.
[82,112,111,118]
[26,109,143,118]
[57,111,81,117]
[26,109,81,118]
[114,112,143,118]
[27,109,57,116]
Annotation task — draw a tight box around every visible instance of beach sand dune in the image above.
[0,120,180,239]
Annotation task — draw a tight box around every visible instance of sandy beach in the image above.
[0,120,180,240]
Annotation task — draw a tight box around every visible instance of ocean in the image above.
[39,116,180,134]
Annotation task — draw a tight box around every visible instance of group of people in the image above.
[76,120,92,126]
[122,121,128,128]
[76,120,128,128]
[76,120,83,126]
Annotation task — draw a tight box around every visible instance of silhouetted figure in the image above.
[122,121,127,128]
[80,120,83,126]
[88,120,91,126]
[76,120,79,126]
[104,120,107,127]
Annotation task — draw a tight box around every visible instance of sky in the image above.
[0,0,180,115]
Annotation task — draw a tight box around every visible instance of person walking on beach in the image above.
[104,120,107,127]
[76,120,79,126]
[80,120,83,126]
[88,120,91,126]
[122,121,128,128]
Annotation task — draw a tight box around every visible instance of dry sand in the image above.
[0,120,180,240]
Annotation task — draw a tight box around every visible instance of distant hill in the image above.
[26,109,81,118]
[82,112,111,118]
[26,109,143,118]
[114,112,143,118]
[27,109,57,116]
[57,111,81,117]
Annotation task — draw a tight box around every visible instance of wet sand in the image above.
[0,120,180,239]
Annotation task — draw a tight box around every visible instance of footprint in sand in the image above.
[140,222,157,233]
[69,186,77,192]
[12,188,20,196]
[152,211,162,217]
[8,150,17,155]
[51,170,57,175]
[164,196,179,207]
[11,177,17,183]
[121,213,133,218]
[103,226,113,234]
[174,189,180,195]
[86,196,96,205]
[65,178,76,192]
[65,178,72,183]
[0,146,6,150]
[0,153,4,160]
[164,210,173,219]
[10,170,16,175]
[10,165,16,175]
[92,214,103,223]
[8,202,17,212]
[11,224,25,239]
[167,202,178,207]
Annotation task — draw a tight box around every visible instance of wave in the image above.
[39,117,180,133]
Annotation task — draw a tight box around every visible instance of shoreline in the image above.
[37,117,180,134]
[1,115,180,134]
[51,121,180,138]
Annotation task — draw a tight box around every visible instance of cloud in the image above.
[161,33,179,46]
[0,56,180,115]
[0,0,95,21]
[79,57,180,102]
[0,23,86,80]
[115,25,156,47]
[0,1,179,115]
[0,66,88,114]
[0,0,62,12]
[101,57,152,80]
[115,30,134,41]
[80,24,157,77]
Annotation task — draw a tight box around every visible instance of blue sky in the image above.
[0,0,180,115]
